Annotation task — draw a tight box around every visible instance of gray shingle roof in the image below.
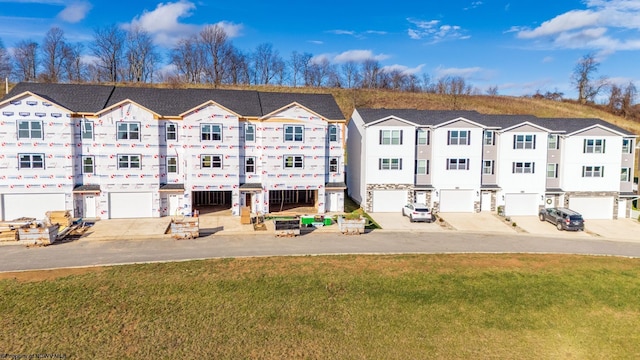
[258,92,344,120]
[355,108,636,136]
[7,82,114,113]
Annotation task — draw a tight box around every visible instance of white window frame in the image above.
[417,129,428,145]
[117,154,141,169]
[201,154,222,169]
[513,162,534,174]
[284,125,304,142]
[166,123,177,141]
[379,158,402,170]
[380,130,402,145]
[622,139,632,153]
[17,120,43,139]
[582,165,603,177]
[416,159,427,175]
[81,120,94,140]
[547,163,558,178]
[201,124,222,141]
[447,158,469,170]
[245,157,255,173]
[328,125,338,142]
[82,155,95,174]
[482,160,494,175]
[514,134,535,149]
[621,167,631,182]
[167,156,178,173]
[484,131,494,145]
[245,124,255,142]
[584,139,605,153]
[548,134,559,150]
[117,122,140,141]
[284,155,304,169]
[18,153,44,169]
[448,130,469,145]
[329,157,339,173]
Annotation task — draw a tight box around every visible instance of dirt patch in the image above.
[0,266,106,282]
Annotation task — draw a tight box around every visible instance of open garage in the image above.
[269,190,316,213]
[372,190,407,212]
[109,192,153,218]
[504,193,539,216]
[193,191,232,214]
[569,196,614,219]
[2,193,66,221]
[439,190,474,213]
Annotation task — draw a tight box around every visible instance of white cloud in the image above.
[308,40,323,45]
[407,18,470,43]
[328,30,355,36]
[381,64,425,75]
[332,49,390,63]
[57,1,92,23]
[125,1,242,47]
[435,66,483,79]
[542,56,554,63]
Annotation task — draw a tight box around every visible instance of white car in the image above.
[402,203,434,223]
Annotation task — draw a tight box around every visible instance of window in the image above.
[380,130,403,145]
[514,134,536,149]
[448,130,469,145]
[621,168,631,182]
[82,156,94,174]
[379,158,402,170]
[329,157,339,173]
[166,123,177,141]
[483,160,494,175]
[447,158,469,170]
[17,120,43,139]
[201,124,222,141]
[167,156,177,173]
[416,159,428,175]
[584,139,605,153]
[547,163,558,178]
[284,125,304,142]
[328,125,338,142]
[117,154,140,169]
[18,154,44,169]
[81,121,94,140]
[484,131,494,145]
[622,139,632,153]
[201,155,222,168]
[548,134,559,150]
[513,162,535,174]
[245,124,255,142]
[284,155,304,168]
[417,129,428,145]
[245,157,255,173]
[117,122,140,140]
[582,166,603,177]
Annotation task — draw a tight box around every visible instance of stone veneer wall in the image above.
[564,191,619,219]
[365,184,413,212]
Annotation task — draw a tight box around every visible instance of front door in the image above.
[481,192,491,212]
[169,194,181,216]
[84,195,97,218]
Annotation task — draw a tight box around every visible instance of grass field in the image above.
[2,254,640,359]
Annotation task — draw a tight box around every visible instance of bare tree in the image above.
[13,40,38,81]
[63,42,86,82]
[225,47,249,85]
[289,51,312,87]
[572,53,608,104]
[622,82,637,118]
[486,86,499,96]
[125,25,159,83]
[341,61,360,89]
[170,35,205,84]
[0,38,11,81]
[361,59,381,89]
[40,27,70,82]
[91,24,126,82]
[200,25,230,86]
[436,76,472,109]
[251,43,283,85]
[306,58,335,87]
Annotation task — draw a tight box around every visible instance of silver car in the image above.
[402,203,434,223]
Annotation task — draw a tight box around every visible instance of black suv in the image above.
[539,207,585,231]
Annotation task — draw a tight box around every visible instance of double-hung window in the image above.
[416,159,428,175]
[417,129,428,145]
[18,154,44,169]
[622,139,632,153]
[484,131,494,145]
[448,130,469,145]
[379,158,402,170]
[547,163,558,178]
[82,156,95,174]
[245,124,255,142]
[18,120,43,139]
[447,158,469,170]
[117,122,140,140]
[201,124,222,141]
[621,168,631,182]
[513,162,534,174]
[380,130,402,145]
[514,134,536,149]
[483,160,494,175]
[81,120,94,140]
[582,166,603,177]
[328,125,338,142]
[329,157,339,173]
[284,155,304,168]
[118,154,141,169]
[167,156,178,173]
[166,123,177,141]
[284,125,304,142]
[548,134,559,149]
[584,139,605,153]
[245,157,255,173]
[201,155,222,168]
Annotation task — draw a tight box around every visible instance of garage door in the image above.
[372,190,407,212]
[3,193,66,221]
[504,193,538,216]
[569,197,613,219]
[439,190,474,212]
[109,192,153,218]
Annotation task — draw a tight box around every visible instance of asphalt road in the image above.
[2,231,640,272]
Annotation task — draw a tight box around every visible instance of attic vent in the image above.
[19,112,30,116]
[2,111,14,116]
[43,102,52,106]
[26,101,38,106]
[51,113,62,118]
[10,100,21,105]
[35,112,46,117]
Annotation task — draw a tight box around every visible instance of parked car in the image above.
[402,203,434,223]
[539,207,585,231]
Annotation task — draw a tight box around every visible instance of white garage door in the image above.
[3,193,66,221]
[372,190,407,212]
[569,197,613,219]
[439,190,474,212]
[504,193,539,216]
[109,192,153,219]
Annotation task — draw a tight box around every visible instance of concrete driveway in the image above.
[510,216,593,239]
[437,212,517,234]
[585,219,640,242]
[369,212,447,232]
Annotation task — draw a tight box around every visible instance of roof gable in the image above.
[0,91,72,113]
[500,121,552,133]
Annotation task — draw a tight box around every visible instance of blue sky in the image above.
[0,0,639,99]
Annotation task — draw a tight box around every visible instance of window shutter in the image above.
[532,162,535,173]
[447,131,451,145]
[601,166,604,177]
[491,161,495,174]
[415,160,417,174]
[427,130,430,145]
[466,158,470,170]
[533,135,536,149]
[467,131,470,146]
[513,135,516,149]
[581,166,585,177]
[379,159,382,170]
[512,162,515,173]
[379,130,382,145]
[602,139,606,153]
[400,130,403,145]
[427,160,430,174]
[399,158,403,170]
[446,159,450,170]
[583,139,587,153]
[493,133,496,145]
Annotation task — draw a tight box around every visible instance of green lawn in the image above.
[2,254,640,359]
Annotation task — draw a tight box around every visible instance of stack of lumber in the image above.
[46,210,72,227]
[0,224,18,242]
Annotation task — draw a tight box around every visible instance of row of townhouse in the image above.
[0,83,346,221]
[347,109,638,219]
